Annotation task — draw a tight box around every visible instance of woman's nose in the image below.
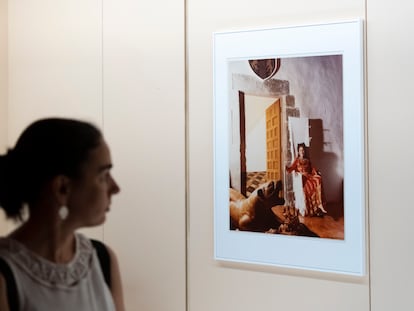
[110,176,121,194]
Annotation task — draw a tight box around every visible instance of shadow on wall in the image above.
[309,119,343,218]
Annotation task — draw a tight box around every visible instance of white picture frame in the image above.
[213,20,366,275]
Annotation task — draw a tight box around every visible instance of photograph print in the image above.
[228,55,344,240]
[214,21,365,275]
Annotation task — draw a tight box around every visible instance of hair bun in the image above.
[0,149,15,173]
[0,148,23,219]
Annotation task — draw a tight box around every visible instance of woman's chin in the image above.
[87,214,107,227]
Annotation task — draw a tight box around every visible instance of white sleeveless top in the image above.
[0,233,115,311]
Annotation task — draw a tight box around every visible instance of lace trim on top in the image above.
[0,233,93,289]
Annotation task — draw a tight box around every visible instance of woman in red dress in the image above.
[286,143,327,216]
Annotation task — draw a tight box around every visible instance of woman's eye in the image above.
[99,172,111,182]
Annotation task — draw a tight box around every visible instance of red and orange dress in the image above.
[286,157,325,216]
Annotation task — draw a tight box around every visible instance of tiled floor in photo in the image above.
[246,171,267,196]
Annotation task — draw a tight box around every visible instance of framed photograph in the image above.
[213,20,365,275]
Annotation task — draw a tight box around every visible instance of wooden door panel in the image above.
[266,99,281,182]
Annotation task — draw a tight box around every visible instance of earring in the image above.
[58,206,69,220]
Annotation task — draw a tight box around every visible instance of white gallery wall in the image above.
[187,0,413,311]
[0,0,7,235]
[2,0,185,310]
[0,0,6,153]
[1,0,414,310]
[366,1,414,309]
[6,0,105,239]
[101,0,186,310]
[187,1,370,311]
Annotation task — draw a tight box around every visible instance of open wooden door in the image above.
[266,99,281,182]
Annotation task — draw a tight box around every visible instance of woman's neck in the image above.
[9,218,77,264]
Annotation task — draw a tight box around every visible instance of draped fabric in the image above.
[292,172,306,216]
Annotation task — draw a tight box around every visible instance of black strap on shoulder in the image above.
[90,239,111,289]
[0,257,19,311]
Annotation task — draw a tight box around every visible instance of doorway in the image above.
[239,92,281,196]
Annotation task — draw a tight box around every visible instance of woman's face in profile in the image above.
[67,139,121,227]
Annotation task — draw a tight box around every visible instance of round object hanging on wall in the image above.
[248,58,281,80]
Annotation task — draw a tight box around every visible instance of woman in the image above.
[286,143,327,216]
[0,118,124,310]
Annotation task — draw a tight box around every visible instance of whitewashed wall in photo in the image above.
[228,56,343,203]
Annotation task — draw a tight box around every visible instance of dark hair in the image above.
[297,143,308,158]
[0,118,102,220]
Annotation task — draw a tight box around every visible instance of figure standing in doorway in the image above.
[286,143,327,216]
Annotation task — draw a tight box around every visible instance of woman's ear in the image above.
[51,175,72,206]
